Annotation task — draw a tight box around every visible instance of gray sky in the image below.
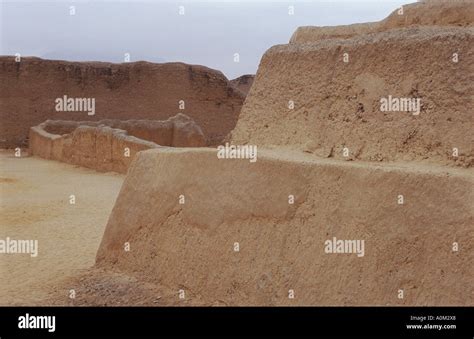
[0,0,411,79]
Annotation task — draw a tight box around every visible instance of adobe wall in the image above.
[29,124,158,174]
[290,0,474,43]
[68,0,473,306]
[231,23,473,167]
[230,75,255,96]
[1,58,245,148]
[96,148,474,305]
[29,114,205,173]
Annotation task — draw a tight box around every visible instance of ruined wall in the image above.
[91,0,474,306]
[40,113,206,148]
[231,1,474,167]
[290,0,474,43]
[96,148,473,305]
[29,114,205,173]
[29,124,159,174]
[0,58,245,148]
[230,75,255,96]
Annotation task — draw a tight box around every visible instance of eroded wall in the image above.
[1,58,245,148]
[93,1,474,306]
[231,1,474,167]
[96,148,474,305]
[29,114,205,173]
[290,0,474,43]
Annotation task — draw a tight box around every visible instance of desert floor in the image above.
[0,150,124,305]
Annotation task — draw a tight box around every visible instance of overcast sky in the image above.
[0,0,411,79]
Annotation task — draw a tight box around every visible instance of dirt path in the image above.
[0,150,124,305]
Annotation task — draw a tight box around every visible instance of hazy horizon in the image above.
[1,0,411,79]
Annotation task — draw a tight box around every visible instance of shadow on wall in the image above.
[29,113,206,173]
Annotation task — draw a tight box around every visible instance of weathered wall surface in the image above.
[29,124,158,174]
[290,0,474,43]
[0,58,245,148]
[78,1,474,306]
[231,2,474,167]
[29,114,205,173]
[96,148,473,305]
[40,113,206,148]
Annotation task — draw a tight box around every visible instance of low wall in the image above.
[29,124,159,173]
[29,113,206,173]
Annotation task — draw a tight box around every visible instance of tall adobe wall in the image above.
[0,58,245,148]
[291,0,474,43]
[231,1,474,167]
[88,1,474,306]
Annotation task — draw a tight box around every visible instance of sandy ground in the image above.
[0,150,124,305]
